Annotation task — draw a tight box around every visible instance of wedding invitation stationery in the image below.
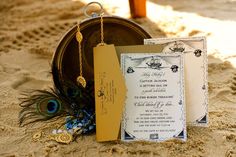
[144,37,208,126]
[94,45,127,142]
[121,53,186,141]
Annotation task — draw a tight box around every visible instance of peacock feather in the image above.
[19,89,66,126]
[18,79,95,135]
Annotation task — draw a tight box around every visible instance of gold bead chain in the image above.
[76,24,86,88]
[100,13,105,45]
[77,26,83,77]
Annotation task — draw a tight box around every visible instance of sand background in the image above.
[0,0,236,156]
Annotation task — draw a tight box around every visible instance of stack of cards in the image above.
[94,36,208,142]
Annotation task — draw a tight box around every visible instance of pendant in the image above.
[49,132,73,144]
[77,76,86,88]
[76,31,83,43]
[55,132,73,144]
[32,131,43,142]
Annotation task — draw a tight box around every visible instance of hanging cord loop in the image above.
[83,2,104,18]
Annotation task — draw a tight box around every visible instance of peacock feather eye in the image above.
[18,90,69,126]
[37,98,62,117]
[47,100,60,113]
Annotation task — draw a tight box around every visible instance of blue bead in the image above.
[89,125,94,130]
[78,123,83,127]
[66,123,73,130]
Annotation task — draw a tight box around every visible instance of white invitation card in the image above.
[144,37,208,126]
[121,53,186,141]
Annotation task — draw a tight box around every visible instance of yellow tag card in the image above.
[93,44,127,142]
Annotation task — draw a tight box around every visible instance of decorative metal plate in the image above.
[52,16,151,92]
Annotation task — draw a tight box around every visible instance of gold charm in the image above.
[76,24,86,88]
[32,131,43,142]
[55,132,73,144]
[76,31,83,43]
[77,75,86,88]
[49,132,73,144]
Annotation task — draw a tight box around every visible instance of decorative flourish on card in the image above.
[150,133,159,140]
[124,131,135,140]
[174,129,185,139]
[132,55,180,73]
[146,57,162,69]
[97,73,107,115]
[127,67,135,73]
[194,49,202,57]
[171,65,179,73]
[163,41,195,54]
[169,41,185,52]
[196,114,207,124]
[202,85,206,90]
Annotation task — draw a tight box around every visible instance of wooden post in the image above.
[129,0,147,18]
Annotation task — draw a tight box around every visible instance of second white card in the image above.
[145,37,208,126]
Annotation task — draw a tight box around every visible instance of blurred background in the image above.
[1,0,236,65]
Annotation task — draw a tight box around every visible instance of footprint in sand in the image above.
[225,147,236,157]
[2,75,51,91]
[230,73,236,95]
[2,21,76,53]
[0,66,51,91]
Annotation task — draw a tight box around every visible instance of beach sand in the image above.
[0,0,236,156]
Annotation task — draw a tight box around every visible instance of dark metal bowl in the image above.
[52,16,151,92]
